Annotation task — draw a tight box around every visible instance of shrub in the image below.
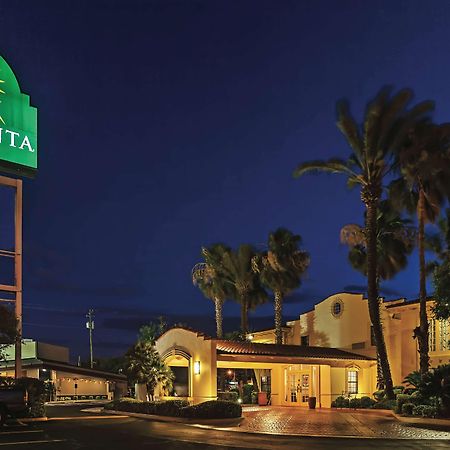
[401,403,415,416]
[359,396,375,409]
[421,405,438,418]
[412,405,426,416]
[393,385,404,392]
[181,400,242,419]
[418,364,450,416]
[395,394,411,414]
[106,398,189,416]
[334,396,349,408]
[217,391,239,403]
[242,384,255,404]
[372,399,396,410]
[373,390,385,401]
[349,398,361,409]
[251,391,258,404]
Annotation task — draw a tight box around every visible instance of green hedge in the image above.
[106,398,189,416]
[401,402,415,416]
[217,391,239,403]
[106,398,241,419]
[181,400,241,419]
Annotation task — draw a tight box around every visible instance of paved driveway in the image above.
[239,406,450,439]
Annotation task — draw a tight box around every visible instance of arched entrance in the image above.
[161,347,191,398]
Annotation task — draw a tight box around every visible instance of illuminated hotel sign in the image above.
[0,55,37,177]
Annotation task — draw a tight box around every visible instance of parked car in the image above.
[0,387,29,424]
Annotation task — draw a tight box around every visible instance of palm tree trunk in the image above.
[417,187,429,375]
[365,197,395,399]
[274,290,283,345]
[214,297,223,339]
[240,298,248,335]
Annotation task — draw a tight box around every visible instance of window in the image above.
[429,319,436,352]
[331,298,344,318]
[347,370,358,394]
[301,335,309,346]
[440,320,449,351]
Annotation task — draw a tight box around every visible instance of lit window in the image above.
[347,370,358,394]
[429,320,436,352]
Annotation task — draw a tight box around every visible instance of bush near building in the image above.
[105,398,242,419]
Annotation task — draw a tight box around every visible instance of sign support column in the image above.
[14,179,22,379]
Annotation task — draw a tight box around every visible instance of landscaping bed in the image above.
[104,398,242,421]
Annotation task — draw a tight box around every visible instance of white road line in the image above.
[0,439,66,446]
[0,430,43,436]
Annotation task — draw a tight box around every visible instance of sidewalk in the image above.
[236,406,450,439]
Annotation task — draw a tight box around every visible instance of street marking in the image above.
[0,430,43,435]
[0,439,66,446]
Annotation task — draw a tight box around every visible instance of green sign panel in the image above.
[0,55,37,177]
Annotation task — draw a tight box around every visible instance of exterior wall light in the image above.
[194,361,201,375]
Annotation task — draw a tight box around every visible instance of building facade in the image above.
[0,340,127,401]
[251,292,450,385]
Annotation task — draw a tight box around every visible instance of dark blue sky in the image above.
[1,0,450,360]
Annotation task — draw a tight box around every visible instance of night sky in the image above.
[1,0,450,361]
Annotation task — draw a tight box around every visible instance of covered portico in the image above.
[155,327,377,407]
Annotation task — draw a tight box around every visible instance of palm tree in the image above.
[341,200,416,388]
[252,228,310,344]
[426,208,450,273]
[390,122,450,375]
[293,87,433,398]
[192,244,232,338]
[125,340,174,401]
[220,244,268,334]
[340,200,416,282]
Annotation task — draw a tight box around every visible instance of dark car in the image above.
[0,387,29,425]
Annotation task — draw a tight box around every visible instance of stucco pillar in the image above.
[319,365,331,408]
[135,383,148,401]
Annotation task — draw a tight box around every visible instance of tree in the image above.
[252,228,310,344]
[192,244,232,338]
[125,341,174,400]
[426,208,450,274]
[390,121,450,374]
[432,260,450,320]
[138,317,167,345]
[0,305,17,361]
[340,200,416,282]
[220,244,268,334]
[293,87,433,398]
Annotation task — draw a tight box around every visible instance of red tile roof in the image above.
[215,340,375,361]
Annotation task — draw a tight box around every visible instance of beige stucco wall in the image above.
[156,328,217,404]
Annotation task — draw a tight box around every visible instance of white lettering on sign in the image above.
[0,128,34,152]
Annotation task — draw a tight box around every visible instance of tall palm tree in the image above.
[252,228,310,344]
[340,200,416,282]
[220,244,268,334]
[192,244,232,338]
[341,200,416,387]
[293,87,433,398]
[426,208,450,273]
[390,122,450,374]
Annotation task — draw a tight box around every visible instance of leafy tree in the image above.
[125,340,174,400]
[192,244,233,338]
[220,244,268,334]
[418,364,450,416]
[425,208,450,274]
[402,370,421,390]
[138,317,167,345]
[432,260,450,320]
[252,228,309,344]
[390,121,450,374]
[294,87,433,398]
[0,305,17,361]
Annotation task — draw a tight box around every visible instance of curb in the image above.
[392,412,450,428]
[105,409,243,427]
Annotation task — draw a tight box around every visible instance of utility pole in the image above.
[86,309,94,369]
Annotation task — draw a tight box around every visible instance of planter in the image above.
[308,396,316,409]
[257,392,268,406]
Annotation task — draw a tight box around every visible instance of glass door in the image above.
[286,371,310,406]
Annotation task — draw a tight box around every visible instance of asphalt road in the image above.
[0,404,448,450]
